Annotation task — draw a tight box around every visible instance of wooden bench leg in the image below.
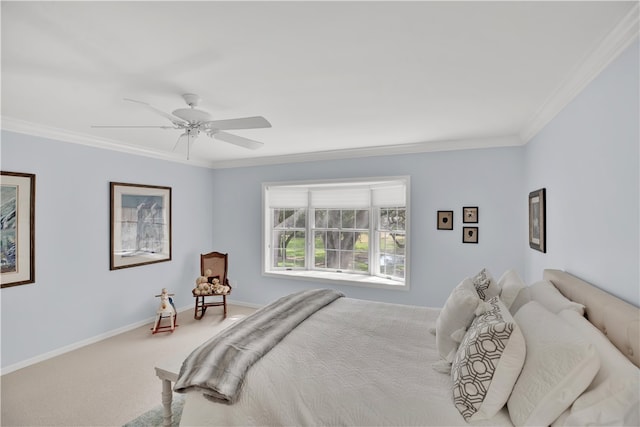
[161,378,173,427]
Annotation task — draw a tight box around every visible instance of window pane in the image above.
[284,209,295,227]
[326,231,340,250]
[314,232,326,268]
[394,233,406,255]
[393,255,405,279]
[341,210,355,229]
[273,209,281,228]
[328,209,340,228]
[354,232,369,272]
[340,231,355,250]
[295,210,306,228]
[379,209,389,229]
[325,250,339,269]
[356,210,369,229]
[339,251,352,270]
[315,209,327,228]
[285,231,305,267]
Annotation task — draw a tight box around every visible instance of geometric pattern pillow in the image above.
[472,268,500,301]
[451,296,526,421]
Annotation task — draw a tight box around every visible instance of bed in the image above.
[171,269,639,426]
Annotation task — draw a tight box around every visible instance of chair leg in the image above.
[194,296,207,319]
[152,313,161,333]
[223,295,227,319]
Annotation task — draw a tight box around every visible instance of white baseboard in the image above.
[0,301,262,376]
[1,304,192,376]
[228,299,263,309]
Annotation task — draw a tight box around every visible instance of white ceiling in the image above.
[1,1,637,168]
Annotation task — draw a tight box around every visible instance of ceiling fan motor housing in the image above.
[182,93,200,107]
[172,107,212,123]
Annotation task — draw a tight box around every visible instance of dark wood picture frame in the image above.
[437,210,454,230]
[1,171,36,288]
[529,188,546,253]
[110,182,172,270]
[463,206,478,223]
[462,226,479,244]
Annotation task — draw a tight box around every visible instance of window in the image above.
[263,177,409,289]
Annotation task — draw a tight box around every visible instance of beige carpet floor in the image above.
[1,304,256,427]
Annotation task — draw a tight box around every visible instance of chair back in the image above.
[201,251,229,286]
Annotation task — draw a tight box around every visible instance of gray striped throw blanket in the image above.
[173,288,344,403]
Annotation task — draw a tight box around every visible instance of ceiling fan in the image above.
[92,93,271,158]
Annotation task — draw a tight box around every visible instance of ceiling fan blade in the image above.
[91,125,176,129]
[204,116,271,131]
[124,98,186,126]
[173,133,186,151]
[213,131,264,150]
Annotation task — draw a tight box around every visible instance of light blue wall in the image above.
[211,146,526,308]
[1,131,216,369]
[2,40,637,371]
[524,40,639,305]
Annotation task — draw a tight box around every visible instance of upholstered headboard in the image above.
[544,269,640,368]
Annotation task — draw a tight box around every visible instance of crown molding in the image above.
[208,135,524,169]
[1,116,216,169]
[520,3,639,142]
[2,115,522,169]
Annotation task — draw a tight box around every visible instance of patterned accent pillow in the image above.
[472,268,500,301]
[451,296,526,421]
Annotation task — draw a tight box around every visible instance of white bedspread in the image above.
[180,297,513,426]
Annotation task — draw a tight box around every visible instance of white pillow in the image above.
[451,296,526,421]
[552,310,639,426]
[497,269,526,309]
[508,286,531,315]
[529,279,585,315]
[508,301,601,426]
[472,268,500,301]
[435,277,481,362]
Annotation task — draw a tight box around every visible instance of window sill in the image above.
[263,270,408,291]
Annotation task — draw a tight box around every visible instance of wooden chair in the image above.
[193,251,232,319]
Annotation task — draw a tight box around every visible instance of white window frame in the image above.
[262,176,410,290]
